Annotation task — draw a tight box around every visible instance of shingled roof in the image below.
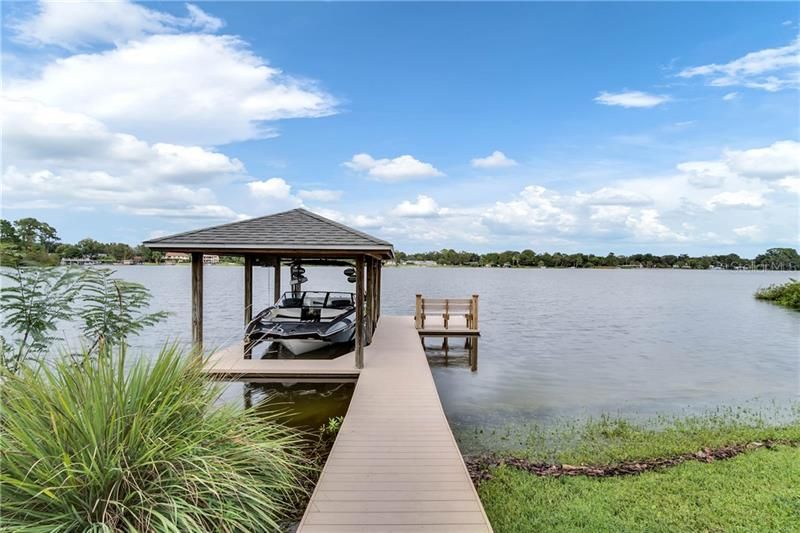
[144,208,394,258]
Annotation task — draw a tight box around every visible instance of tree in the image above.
[0,267,84,372]
[78,269,169,355]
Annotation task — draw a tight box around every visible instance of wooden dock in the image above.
[204,316,492,532]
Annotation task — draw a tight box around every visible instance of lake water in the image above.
[33,265,800,442]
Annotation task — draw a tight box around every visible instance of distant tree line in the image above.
[1,217,797,270]
[397,247,800,270]
[1,218,162,266]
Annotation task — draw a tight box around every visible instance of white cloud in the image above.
[706,190,766,210]
[777,177,800,194]
[482,186,576,234]
[724,140,800,181]
[575,187,652,206]
[247,178,293,200]
[1,96,245,220]
[391,195,444,218]
[297,189,342,202]
[733,225,761,239]
[6,33,337,145]
[471,150,518,168]
[678,37,800,92]
[677,161,732,189]
[722,92,739,101]
[594,90,670,108]
[12,0,223,49]
[344,153,444,182]
[625,209,688,242]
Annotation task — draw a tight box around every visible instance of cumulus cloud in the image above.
[482,186,576,234]
[594,90,670,108]
[11,0,224,49]
[247,177,293,200]
[1,97,245,220]
[344,153,444,182]
[391,195,444,217]
[706,190,767,210]
[297,189,342,202]
[575,187,652,206]
[625,209,688,242]
[678,37,800,92]
[724,140,800,180]
[6,33,337,145]
[470,150,518,168]
[733,225,761,239]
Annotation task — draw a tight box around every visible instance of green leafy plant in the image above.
[0,266,83,372]
[78,268,169,355]
[755,278,800,310]
[1,345,308,531]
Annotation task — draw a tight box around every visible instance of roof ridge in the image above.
[295,208,391,246]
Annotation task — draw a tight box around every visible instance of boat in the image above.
[245,290,357,355]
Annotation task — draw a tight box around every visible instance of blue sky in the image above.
[2,1,798,255]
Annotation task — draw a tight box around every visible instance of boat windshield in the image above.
[280,291,355,309]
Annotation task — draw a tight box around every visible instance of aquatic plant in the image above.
[754,278,800,310]
[1,346,307,531]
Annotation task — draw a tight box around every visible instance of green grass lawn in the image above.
[473,408,800,532]
[480,445,800,532]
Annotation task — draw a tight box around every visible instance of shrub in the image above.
[754,278,800,310]
[1,346,307,531]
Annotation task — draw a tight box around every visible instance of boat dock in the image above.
[204,316,492,532]
[146,210,491,531]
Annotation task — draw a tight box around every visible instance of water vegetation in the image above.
[467,408,800,532]
[755,278,800,310]
[1,346,308,531]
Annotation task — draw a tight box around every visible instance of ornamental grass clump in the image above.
[1,346,307,532]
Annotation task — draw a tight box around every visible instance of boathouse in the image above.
[144,208,394,368]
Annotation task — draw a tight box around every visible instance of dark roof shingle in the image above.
[144,208,393,256]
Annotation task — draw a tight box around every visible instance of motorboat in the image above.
[245,290,356,355]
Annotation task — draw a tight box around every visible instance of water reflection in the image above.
[423,336,479,372]
[243,381,355,431]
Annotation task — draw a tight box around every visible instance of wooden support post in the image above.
[415,294,423,329]
[355,255,365,369]
[365,257,374,345]
[469,335,478,372]
[244,255,253,360]
[273,257,281,303]
[376,261,382,322]
[244,255,253,326]
[471,294,479,331]
[444,299,450,330]
[191,252,203,353]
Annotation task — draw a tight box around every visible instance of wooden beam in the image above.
[355,255,365,369]
[191,252,203,353]
[244,255,253,326]
[273,257,281,303]
[376,261,382,322]
[365,257,374,344]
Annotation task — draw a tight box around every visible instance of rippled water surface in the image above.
[49,265,800,432]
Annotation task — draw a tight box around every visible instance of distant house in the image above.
[61,257,98,266]
[203,255,220,264]
[164,252,191,264]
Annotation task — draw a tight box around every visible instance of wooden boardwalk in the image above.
[204,317,491,532]
[298,316,491,532]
